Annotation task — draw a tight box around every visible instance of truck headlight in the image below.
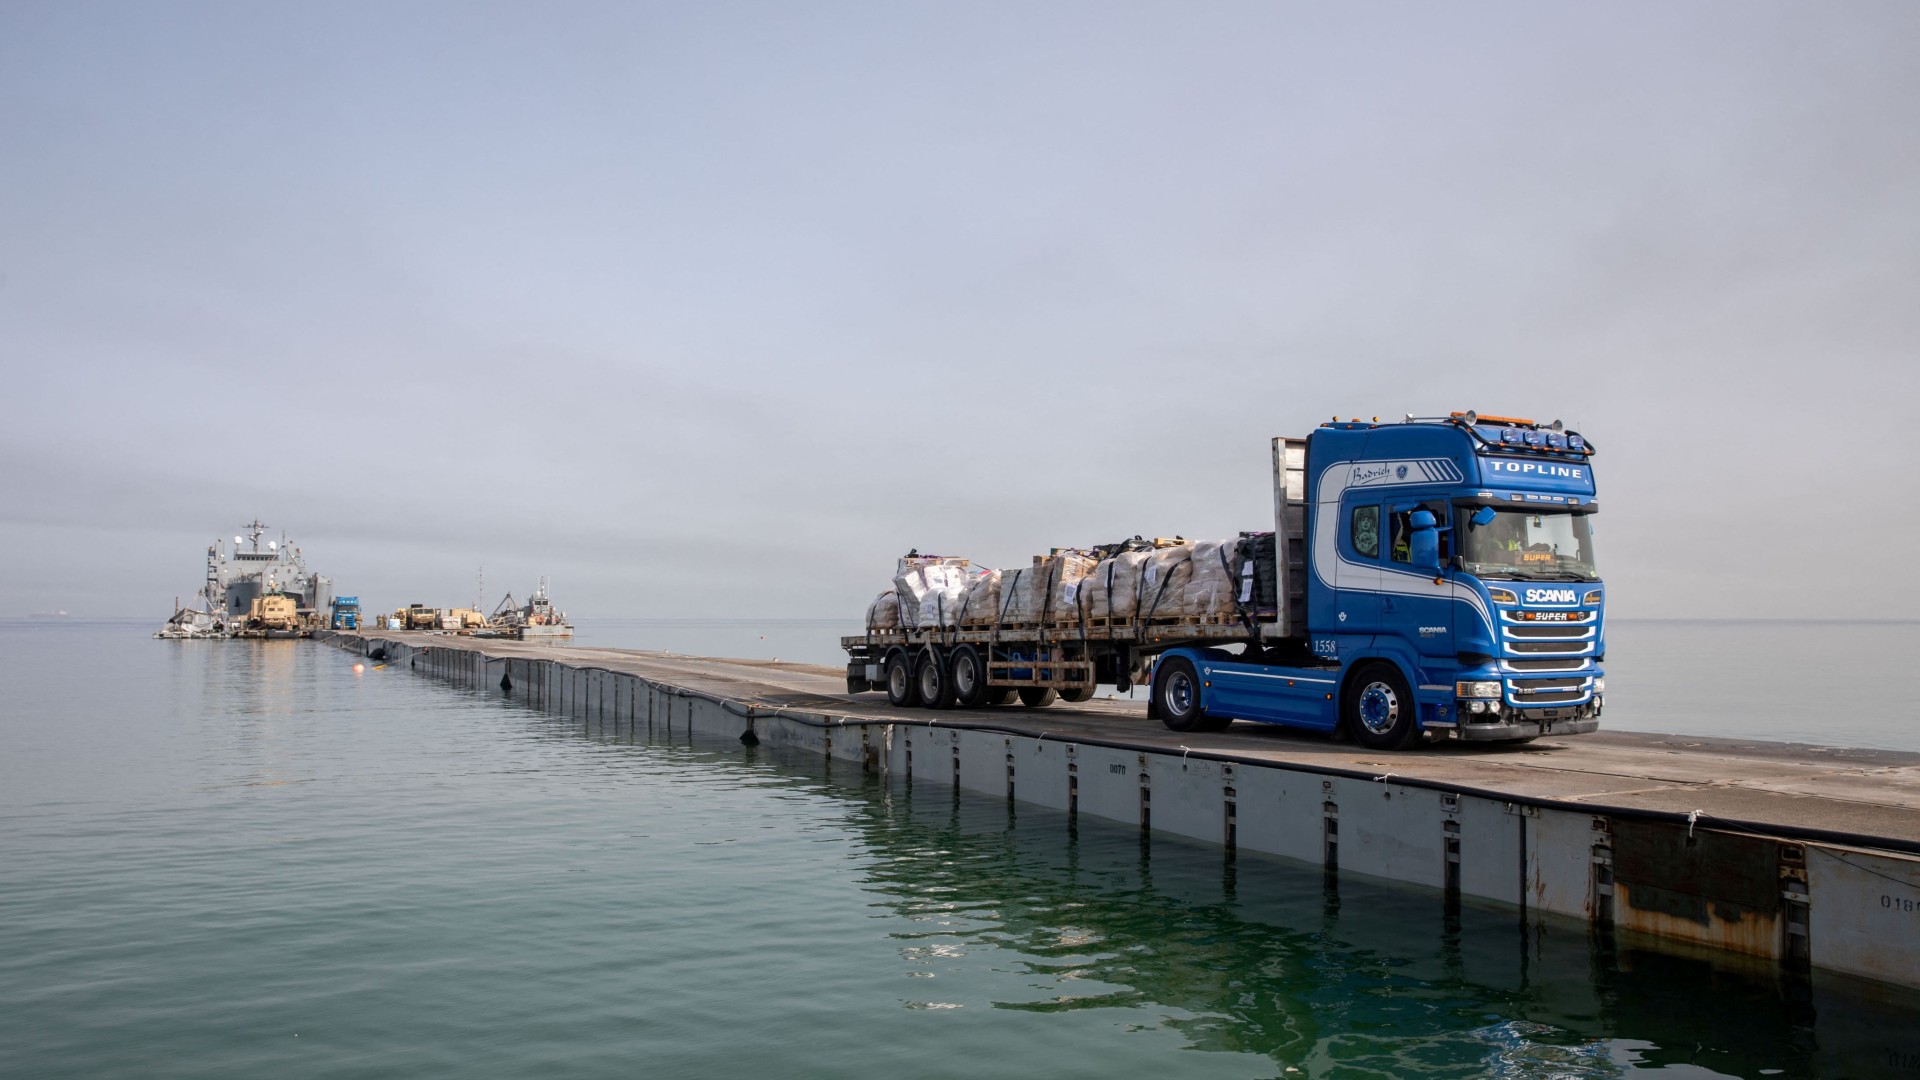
[1456,681,1501,698]
[1592,678,1605,693]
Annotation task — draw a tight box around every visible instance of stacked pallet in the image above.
[995,551,1099,626]
[892,556,971,629]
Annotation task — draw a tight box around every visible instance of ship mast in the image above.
[204,542,223,614]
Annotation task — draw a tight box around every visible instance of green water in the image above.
[4,621,1917,1078]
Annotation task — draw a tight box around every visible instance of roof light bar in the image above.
[1452,410,1536,426]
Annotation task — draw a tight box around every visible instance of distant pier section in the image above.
[320,629,1920,995]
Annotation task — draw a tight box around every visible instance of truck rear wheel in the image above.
[984,688,1017,706]
[1346,662,1418,750]
[949,645,988,708]
[1016,687,1057,708]
[1058,687,1094,703]
[885,650,921,709]
[915,648,955,710]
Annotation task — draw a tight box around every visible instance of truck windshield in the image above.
[1458,508,1598,581]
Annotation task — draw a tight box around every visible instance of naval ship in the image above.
[156,520,334,638]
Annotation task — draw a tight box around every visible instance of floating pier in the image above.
[320,630,1920,995]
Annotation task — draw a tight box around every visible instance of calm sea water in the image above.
[568,617,1920,753]
[4,619,1919,1079]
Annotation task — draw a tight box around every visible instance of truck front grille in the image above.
[1512,688,1587,704]
[1503,658,1588,672]
[1507,640,1591,655]
[1507,674,1594,706]
[1504,624,1588,639]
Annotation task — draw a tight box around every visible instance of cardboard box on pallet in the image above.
[1046,551,1100,625]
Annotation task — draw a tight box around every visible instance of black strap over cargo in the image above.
[1221,538,1260,643]
[1038,559,1059,628]
[1142,554,1183,622]
[994,567,1023,645]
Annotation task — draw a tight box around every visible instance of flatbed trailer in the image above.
[845,437,1310,708]
[842,618,1274,692]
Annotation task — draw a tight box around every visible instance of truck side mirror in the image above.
[1409,510,1440,570]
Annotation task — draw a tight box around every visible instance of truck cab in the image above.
[330,596,361,630]
[1155,412,1604,747]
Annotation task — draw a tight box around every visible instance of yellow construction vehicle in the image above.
[246,593,300,632]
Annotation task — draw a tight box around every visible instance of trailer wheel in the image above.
[915,647,955,709]
[885,649,921,709]
[1016,687,1057,708]
[949,645,988,708]
[1346,662,1418,750]
[984,688,1017,707]
[1154,657,1208,732]
[1058,687,1094,703]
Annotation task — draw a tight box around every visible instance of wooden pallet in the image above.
[843,618,1261,652]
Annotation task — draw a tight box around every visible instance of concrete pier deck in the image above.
[380,633,1920,847]
[322,630,1920,992]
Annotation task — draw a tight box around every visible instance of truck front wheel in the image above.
[1346,662,1418,750]
[885,650,921,709]
[1155,657,1211,732]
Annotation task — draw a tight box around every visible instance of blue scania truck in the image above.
[843,411,1603,749]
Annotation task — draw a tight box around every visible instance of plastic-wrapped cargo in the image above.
[1076,557,1113,623]
[1182,538,1249,619]
[1080,549,1152,623]
[894,562,970,629]
[920,570,969,629]
[1137,543,1193,621]
[897,554,970,576]
[866,590,901,631]
[956,569,1001,627]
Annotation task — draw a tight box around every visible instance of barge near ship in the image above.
[488,579,572,639]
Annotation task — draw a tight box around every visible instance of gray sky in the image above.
[2,1,1916,620]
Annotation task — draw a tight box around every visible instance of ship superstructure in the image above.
[157,520,333,638]
[210,520,333,620]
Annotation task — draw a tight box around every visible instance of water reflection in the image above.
[545,678,1920,1079]
[800,751,1919,1078]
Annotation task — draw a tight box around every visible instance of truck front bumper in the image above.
[1453,715,1600,741]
